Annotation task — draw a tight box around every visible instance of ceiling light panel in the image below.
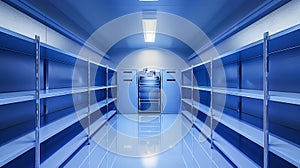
[142,19,157,43]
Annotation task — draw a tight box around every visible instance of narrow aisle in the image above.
[65,113,216,168]
[110,114,187,168]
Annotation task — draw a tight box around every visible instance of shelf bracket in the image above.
[263,32,270,168]
[35,35,41,168]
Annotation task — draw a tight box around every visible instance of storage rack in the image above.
[138,70,161,113]
[0,26,117,167]
[181,24,300,168]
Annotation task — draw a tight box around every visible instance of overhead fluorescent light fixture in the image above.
[142,19,157,43]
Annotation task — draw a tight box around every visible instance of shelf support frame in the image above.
[87,57,91,145]
[210,58,214,150]
[35,35,41,168]
[263,32,270,168]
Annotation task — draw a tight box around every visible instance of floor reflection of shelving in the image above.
[138,115,161,155]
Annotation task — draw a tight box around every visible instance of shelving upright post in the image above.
[88,57,91,145]
[210,57,213,150]
[263,32,270,168]
[35,35,41,168]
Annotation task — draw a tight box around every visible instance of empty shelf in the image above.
[0,107,87,166]
[40,87,88,99]
[185,112,259,168]
[41,109,117,167]
[90,86,107,91]
[107,110,117,119]
[181,110,193,122]
[193,86,211,92]
[0,132,35,167]
[90,99,107,113]
[191,128,223,168]
[182,98,193,106]
[41,130,87,168]
[269,135,300,167]
[270,91,300,105]
[195,107,300,167]
[0,87,104,105]
[90,60,107,69]
[107,98,117,104]
[192,101,210,116]
[182,99,210,116]
[213,87,300,105]
[213,133,259,168]
[41,43,87,63]
[107,85,117,89]
[40,107,87,143]
[0,90,35,105]
[64,114,117,168]
[213,109,263,146]
[213,87,263,100]
[0,27,35,55]
[181,85,193,89]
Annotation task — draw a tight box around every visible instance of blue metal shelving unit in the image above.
[0,26,118,167]
[181,24,300,168]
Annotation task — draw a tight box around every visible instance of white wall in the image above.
[116,48,188,71]
[0,1,112,67]
[190,0,300,65]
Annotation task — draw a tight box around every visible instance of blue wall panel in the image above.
[0,50,44,92]
[213,63,238,88]
[0,101,36,145]
[269,47,300,92]
[193,65,210,87]
[241,57,263,90]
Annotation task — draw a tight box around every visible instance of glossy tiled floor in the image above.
[64,114,225,168]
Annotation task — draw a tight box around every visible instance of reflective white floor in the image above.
[64,114,225,168]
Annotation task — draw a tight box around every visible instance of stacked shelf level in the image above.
[0,26,117,167]
[181,24,300,167]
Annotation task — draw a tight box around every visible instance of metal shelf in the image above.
[269,135,300,167]
[213,87,300,105]
[0,27,35,56]
[181,85,193,89]
[40,87,88,99]
[40,43,87,64]
[107,98,117,105]
[107,85,117,89]
[213,87,263,100]
[0,90,35,105]
[0,27,118,167]
[191,126,231,168]
[213,132,260,168]
[270,91,300,106]
[90,60,107,69]
[182,99,210,116]
[40,130,87,168]
[193,86,211,92]
[0,132,34,167]
[185,111,260,168]
[90,86,107,91]
[181,24,300,167]
[213,109,263,146]
[0,87,118,106]
[41,110,117,167]
[63,113,117,168]
[0,105,87,166]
